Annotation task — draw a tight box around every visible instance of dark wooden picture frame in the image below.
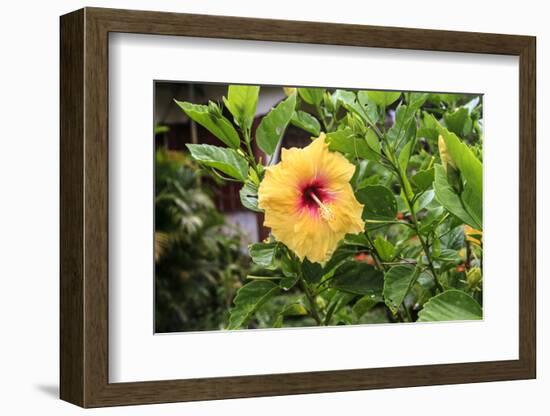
[60,7,536,408]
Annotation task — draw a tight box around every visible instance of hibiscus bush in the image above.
[175,85,483,329]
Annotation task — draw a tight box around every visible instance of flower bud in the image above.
[438,135,456,171]
[466,267,482,290]
[283,87,297,97]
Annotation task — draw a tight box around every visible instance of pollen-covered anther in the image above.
[310,192,334,222]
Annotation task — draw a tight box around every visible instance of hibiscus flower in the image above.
[258,133,364,263]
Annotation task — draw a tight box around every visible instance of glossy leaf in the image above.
[386,105,417,149]
[411,168,435,192]
[228,280,280,329]
[249,242,278,268]
[365,128,381,154]
[239,180,262,212]
[175,101,240,149]
[438,125,482,204]
[291,111,321,136]
[444,107,472,137]
[362,90,401,107]
[223,85,260,130]
[437,126,483,228]
[186,144,248,181]
[333,89,369,122]
[298,88,324,105]
[356,185,398,220]
[280,273,300,291]
[302,259,323,284]
[256,94,297,156]
[352,296,379,318]
[373,235,396,262]
[326,128,378,160]
[434,164,480,229]
[325,291,356,325]
[418,289,482,322]
[331,262,384,296]
[383,265,418,314]
[398,137,415,172]
[433,248,462,264]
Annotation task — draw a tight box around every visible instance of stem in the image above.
[363,231,386,271]
[361,110,384,139]
[402,304,413,322]
[315,104,331,132]
[390,153,444,293]
[299,278,322,325]
[243,128,259,173]
[364,219,415,229]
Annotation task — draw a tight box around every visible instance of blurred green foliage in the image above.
[154,150,250,332]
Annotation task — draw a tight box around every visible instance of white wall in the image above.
[0,0,546,414]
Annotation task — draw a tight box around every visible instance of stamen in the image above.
[310,192,334,221]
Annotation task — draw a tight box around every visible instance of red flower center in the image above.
[299,179,333,216]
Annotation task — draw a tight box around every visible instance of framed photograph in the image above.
[60,7,536,408]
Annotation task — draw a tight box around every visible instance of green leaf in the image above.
[256,94,296,156]
[444,107,472,137]
[322,244,360,275]
[280,274,300,291]
[249,242,278,267]
[302,259,323,284]
[291,111,321,136]
[433,248,462,264]
[331,262,384,296]
[411,168,435,192]
[333,90,370,121]
[175,101,240,149]
[352,295,379,318]
[333,89,356,106]
[365,129,381,154]
[239,180,262,212]
[398,136,415,173]
[325,291,356,325]
[417,111,440,142]
[437,126,482,201]
[373,236,396,262]
[441,225,465,250]
[407,93,429,108]
[356,185,397,220]
[433,164,480,229]
[228,281,280,329]
[462,185,483,229]
[344,233,370,247]
[282,303,308,316]
[414,189,435,211]
[437,126,482,229]
[280,253,299,278]
[383,265,419,314]
[418,289,482,322]
[362,90,401,107]
[186,144,248,181]
[298,88,324,105]
[356,91,380,124]
[386,105,417,150]
[272,302,308,328]
[326,128,377,160]
[223,85,260,131]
